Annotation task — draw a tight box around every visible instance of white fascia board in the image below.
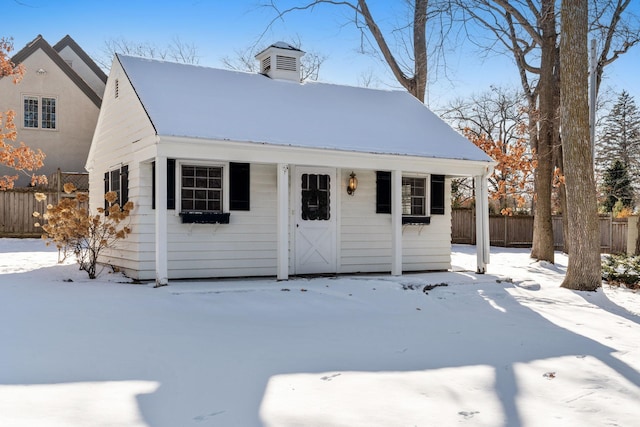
[158,136,496,177]
[131,135,162,164]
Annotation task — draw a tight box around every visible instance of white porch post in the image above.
[391,169,403,276]
[155,156,169,286]
[474,173,490,273]
[277,163,290,280]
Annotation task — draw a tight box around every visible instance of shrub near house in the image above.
[35,183,133,279]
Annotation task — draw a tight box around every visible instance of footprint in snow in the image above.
[320,373,341,381]
[458,411,479,419]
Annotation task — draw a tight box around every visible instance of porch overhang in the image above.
[148,135,495,282]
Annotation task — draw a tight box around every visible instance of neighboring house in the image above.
[0,35,106,186]
[87,42,495,284]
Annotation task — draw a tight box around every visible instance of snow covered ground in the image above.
[1,239,639,427]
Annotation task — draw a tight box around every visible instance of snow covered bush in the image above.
[602,254,640,289]
[34,183,133,279]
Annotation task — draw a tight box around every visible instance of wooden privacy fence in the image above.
[452,209,628,254]
[0,170,88,238]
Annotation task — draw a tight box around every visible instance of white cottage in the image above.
[86,43,495,285]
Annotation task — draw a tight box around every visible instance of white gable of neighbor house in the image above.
[55,45,106,98]
[117,55,492,163]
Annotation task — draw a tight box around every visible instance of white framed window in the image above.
[23,95,57,129]
[402,176,427,216]
[180,164,224,213]
[23,96,38,128]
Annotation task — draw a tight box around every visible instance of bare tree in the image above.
[442,86,535,214]
[96,36,200,69]
[263,0,435,102]
[222,36,327,82]
[560,0,601,291]
[590,0,640,94]
[454,0,639,262]
[453,0,559,261]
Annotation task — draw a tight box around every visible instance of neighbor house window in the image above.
[23,95,56,129]
[181,165,222,212]
[402,177,426,216]
[41,97,56,129]
[23,96,38,128]
[104,165,129,215]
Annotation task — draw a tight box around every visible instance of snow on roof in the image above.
[271,41,301,51]
[118,55,493,163]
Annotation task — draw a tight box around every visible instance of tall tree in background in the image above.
[265,0,431,102]
[95,36,200,69]
[560,0,601,291]
[455,0,639,260]
[454,0,560,262]
[0,37,46,190]
[600,159,633,213]
[596,90,640,196]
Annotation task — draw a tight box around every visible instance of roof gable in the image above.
[118,55,493,163]
[53,35,107,84]
[11,35,102,108]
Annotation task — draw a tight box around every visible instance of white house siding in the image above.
[339,169,392,273]
[338,170,452,274]
[117,166,452,280]
[87,60,158,276]
[123,163,278,280]
[401,179,453,271]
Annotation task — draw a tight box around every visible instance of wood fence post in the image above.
[56,168,62,202]
[504,215,508,247]
[610,214,613,253]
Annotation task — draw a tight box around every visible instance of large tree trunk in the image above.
[560,0,601,291]
[357,0,428,102]
[530,0,556,263]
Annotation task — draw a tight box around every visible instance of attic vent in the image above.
[276,55,296,72]
[114,79,119,98]
[261,56,271,73]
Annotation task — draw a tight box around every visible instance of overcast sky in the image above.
[5,0,639,110]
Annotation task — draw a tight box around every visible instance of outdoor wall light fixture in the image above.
[347,171,358,195]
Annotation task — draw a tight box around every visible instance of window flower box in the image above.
[179,212,230,224]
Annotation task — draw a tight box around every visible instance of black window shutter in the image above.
[120,165,129,206]
[430,174,445,215]
[167,159,176,210]
[104,172,110,215]
[151,161,156,210]
[152,159,175,210]
[376,171,392,214]
[230,162,250,211]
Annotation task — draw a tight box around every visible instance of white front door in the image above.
[294,167,337,275]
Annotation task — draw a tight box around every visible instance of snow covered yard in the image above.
[1,239,640,427]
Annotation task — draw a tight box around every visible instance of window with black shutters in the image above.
[104,165,128,215]
[376,171,445,222]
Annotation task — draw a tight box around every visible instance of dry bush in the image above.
[35,183,133,279]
